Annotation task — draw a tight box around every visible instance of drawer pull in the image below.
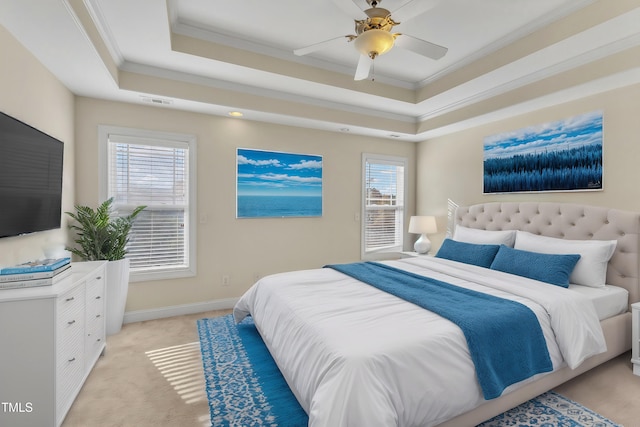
[96,296,101,300]
[68,357,76,362]
[96,276,102,280]
[65,296,75,302]
[68,320,76,325]
[97,338,102,342]
[96,314,101,318]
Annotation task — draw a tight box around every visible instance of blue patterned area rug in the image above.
[197,314,308,427]
[478,391,622,427]
[197,314,621,427]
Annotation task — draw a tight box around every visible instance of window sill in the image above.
[129,267,196,283]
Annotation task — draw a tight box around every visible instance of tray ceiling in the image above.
[1,0,639,141]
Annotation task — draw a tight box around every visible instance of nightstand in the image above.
[400,251,431,258]
[633,302,640,376]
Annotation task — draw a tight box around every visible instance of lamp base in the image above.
[414,234,432,254]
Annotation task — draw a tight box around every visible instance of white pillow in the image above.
[513,230,617,288]
[453,225,517,247]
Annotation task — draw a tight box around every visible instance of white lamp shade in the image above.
[408,216,437,234]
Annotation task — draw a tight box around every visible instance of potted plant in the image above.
[66,198,145,335]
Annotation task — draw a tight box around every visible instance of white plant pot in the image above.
[106,258,130,336]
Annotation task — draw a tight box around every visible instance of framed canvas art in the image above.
[483,110,603,194]
[236,148,323,218]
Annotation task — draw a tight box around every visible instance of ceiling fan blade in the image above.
[395,34,448,60]
[331,0,366,19]
[294,36,347,56]
[392,0,440,23]
[354,54,373,80]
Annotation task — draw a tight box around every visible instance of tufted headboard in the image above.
[455,202,640,307]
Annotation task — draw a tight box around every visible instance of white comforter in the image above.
[233,256,606,427]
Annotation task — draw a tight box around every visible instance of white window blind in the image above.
[363,155,406,256]
[107,135,190,274]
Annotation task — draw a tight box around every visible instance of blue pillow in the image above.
[490,245,580,288]
[435,239,500,268]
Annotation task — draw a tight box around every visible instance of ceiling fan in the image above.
[294,0,448,81]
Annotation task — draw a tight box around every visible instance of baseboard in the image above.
[123,297,239,324]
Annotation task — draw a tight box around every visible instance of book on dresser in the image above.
[0,260,72,290]
[0,257,70,275]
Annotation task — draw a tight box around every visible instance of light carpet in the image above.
[198,315,622,427]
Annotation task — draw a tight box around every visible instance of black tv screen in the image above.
[0,112,64,238]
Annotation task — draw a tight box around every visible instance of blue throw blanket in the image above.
[325,262,553,400]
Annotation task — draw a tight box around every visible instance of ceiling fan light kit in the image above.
[353,29,396,59]
[294,0,448,81]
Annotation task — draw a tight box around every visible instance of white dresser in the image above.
[0,261,107,427]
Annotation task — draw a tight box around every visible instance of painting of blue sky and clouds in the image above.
[483,110,603,193]
[237,148,323,218]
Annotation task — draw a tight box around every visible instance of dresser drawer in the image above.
[56,343,84,424]
[56,285,86,425]
[85,286,104,325]
[85,311,105,353]
[57,285,85,322]
[57,285,84,334]
[85,310,104,339]
[56,329,84,381]
[86,270,105,304]
[56,284,85,371]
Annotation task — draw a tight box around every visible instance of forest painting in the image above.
[483,110,603,194]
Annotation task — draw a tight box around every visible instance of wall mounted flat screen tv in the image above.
[0,112,64,238]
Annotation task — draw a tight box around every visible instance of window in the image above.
[99,126,197,281]
[362,153,407,259]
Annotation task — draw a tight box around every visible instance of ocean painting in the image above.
[483,110,603,194]
[237,148,323,218]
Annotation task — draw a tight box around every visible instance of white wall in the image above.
[416,82,640,250]
[0,25,75,267]
[75,97,417,312]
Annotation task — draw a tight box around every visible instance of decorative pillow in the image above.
[514,231,617,288]
[490,245,580,288]
[435,239,501,268]
[453,225,517,247]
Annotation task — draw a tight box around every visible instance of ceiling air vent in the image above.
[140,96,172,105]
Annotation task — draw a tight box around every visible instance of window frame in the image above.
[98,125,197,282]
[361,153,408,260]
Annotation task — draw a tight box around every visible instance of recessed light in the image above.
[228,111,243,117]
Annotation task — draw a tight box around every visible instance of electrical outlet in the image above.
[221,275,230,286]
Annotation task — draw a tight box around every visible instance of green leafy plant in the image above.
[66,198,146,261]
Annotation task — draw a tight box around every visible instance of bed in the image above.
[233,202,640,427]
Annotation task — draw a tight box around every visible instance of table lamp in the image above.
[408,215,437,254]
